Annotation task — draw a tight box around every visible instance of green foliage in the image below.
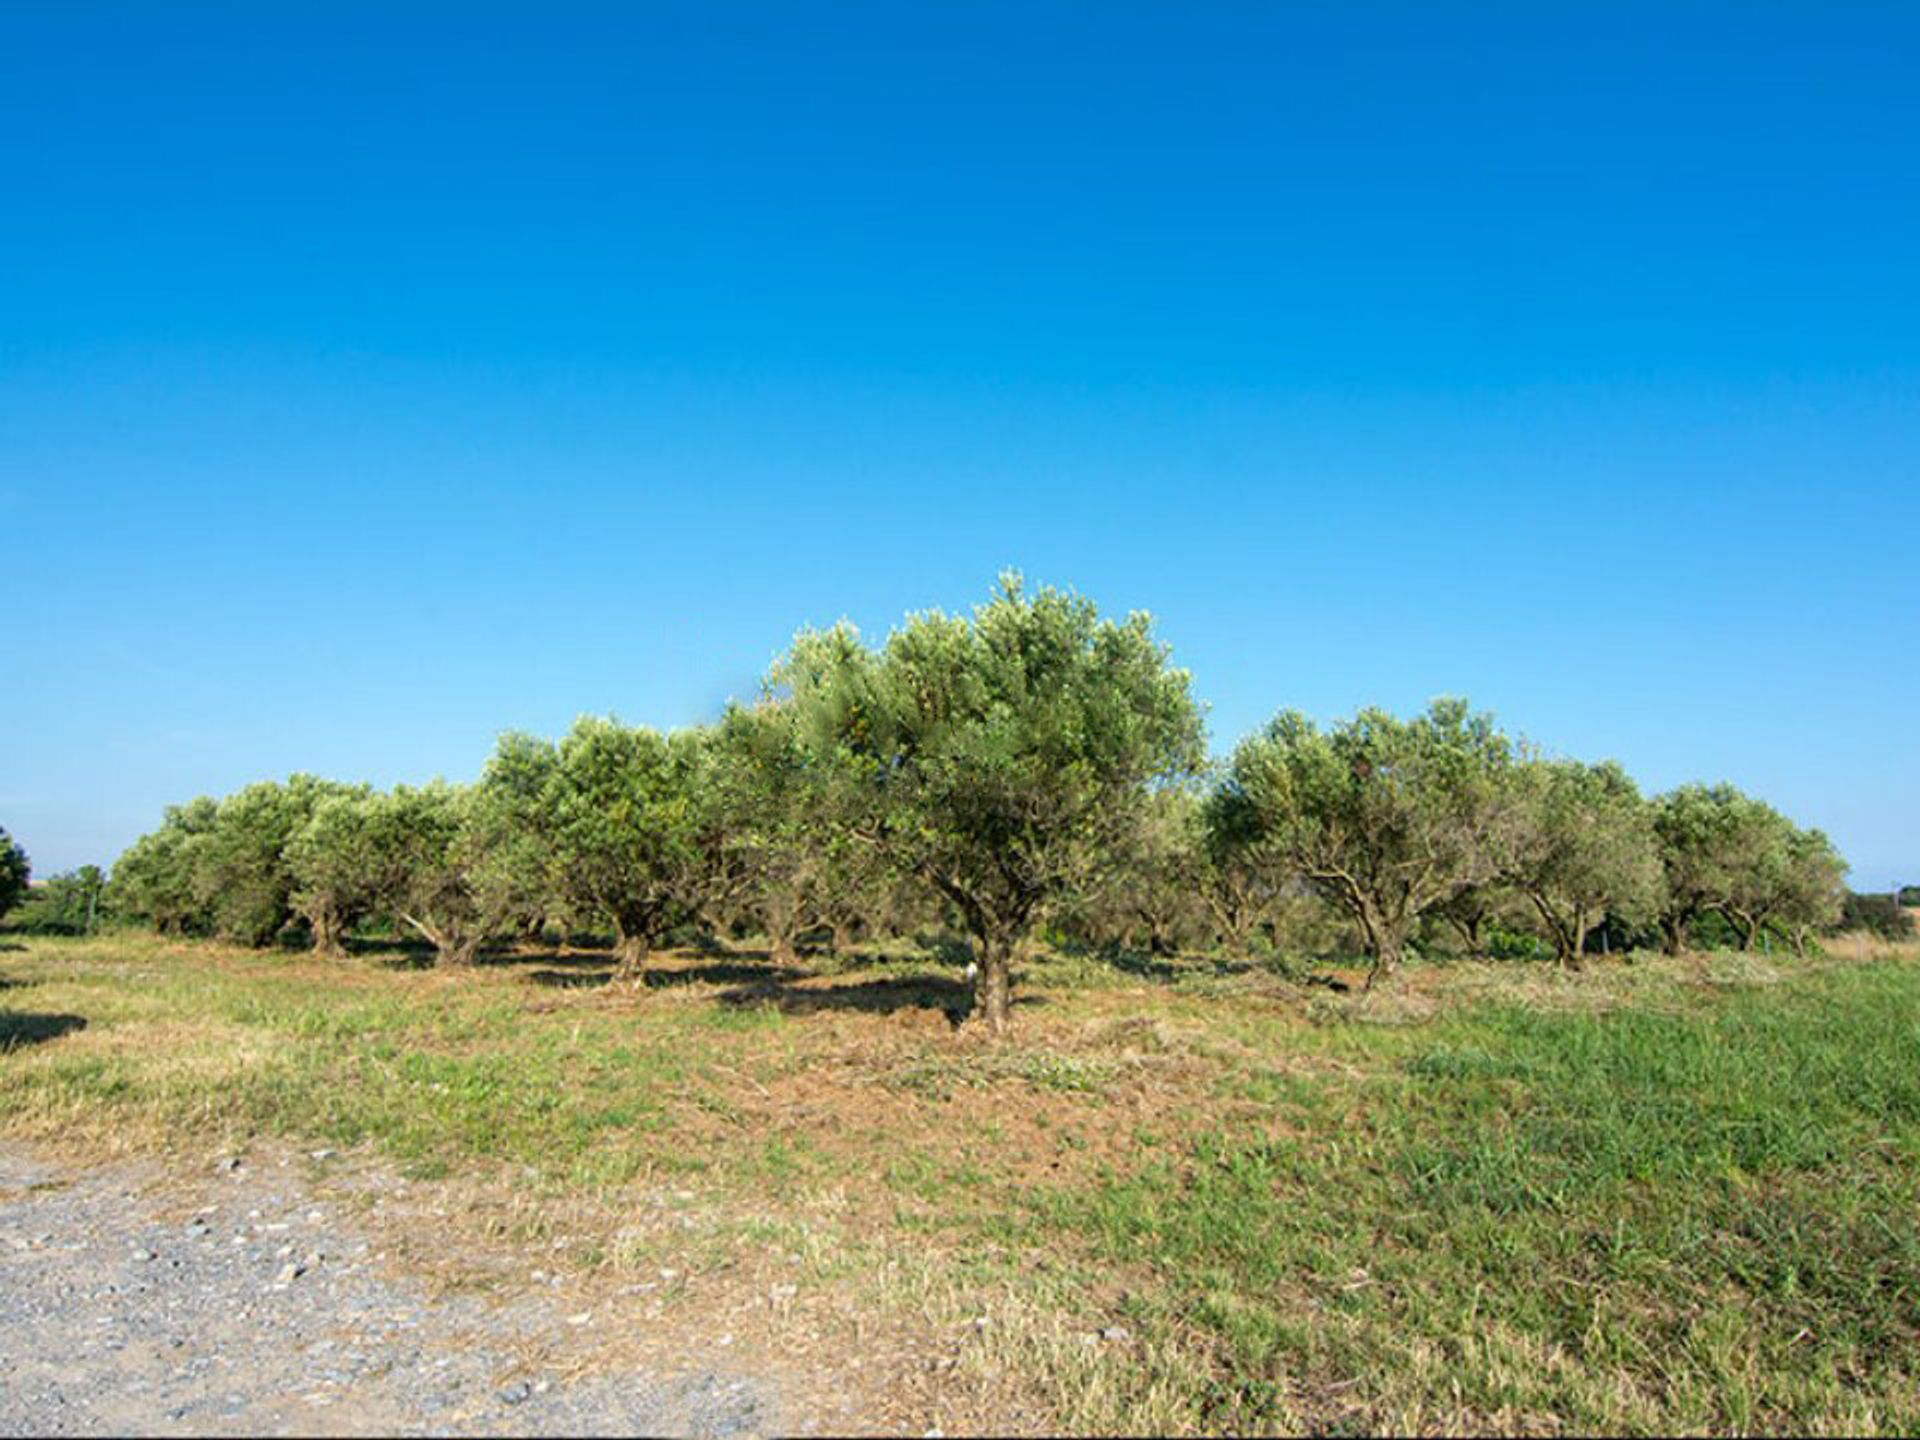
[475,717,714,976]
[778,574,1205,1029]
[0,827,28,922]
[1842,891,1916,941]
[108,779,355,947]
[199,775,357,946]
[1653,785,1847,955]
[109,796,219,935]
[1505,759,1661,965]
[710,698,879,963]
[357,782,491,966]
[285,787,381,955]
[8,865,105,935]
[1195,780,1283,953]
[1225,698,1519,984]
[1484,923,1551,961]
[1069,785,1210,956]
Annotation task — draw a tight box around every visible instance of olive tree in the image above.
[485,717,712,984]
[1224,699,1519,988]
[1196,782,1280,954]
[1651,783,1817,954]
[1725,821,1846,955]
[1506,759,1661,967]
[468,731,565,948]
[196,775,352,946]
[1092,786,1209,956]
[1429,882,1517,957]
[109,797,220,935]
[285,787,381,957]
[781,575,1204,1033]
[0,827,30,923]
[360,783,493,967]
[711,700,830,965]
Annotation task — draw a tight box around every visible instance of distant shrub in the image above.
[1900,885,1920,908]
[1486,926,1551,962]
[0,827,27,923]
[1841,892,1916,941]
[10,866,107,935]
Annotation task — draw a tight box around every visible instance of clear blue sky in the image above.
[3,3,1915,887]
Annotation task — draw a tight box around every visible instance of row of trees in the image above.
[98,577,1857,1031]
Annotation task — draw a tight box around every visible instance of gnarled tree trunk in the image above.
[400,912,478,969]
[1661,915,1689,956]
[1354,899,1407,991]
[1446,912,1486,958]
[613,928,651,986]
[768,923,801,968]
[310,906,345,960]
[972,932,1015,1035]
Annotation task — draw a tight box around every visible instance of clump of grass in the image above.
[885,1047,1119,1100]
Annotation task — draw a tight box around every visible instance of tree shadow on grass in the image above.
[526,959,820,992]
[1100,949,1187,984]
[528,969,613,990]
[475,946,610,971]
[368,949,439,973]
[715,972,1004,1025]
[0,1013,86,1052]
[518,955,994,1023]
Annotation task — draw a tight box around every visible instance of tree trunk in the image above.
[1559,913,1589,972]
[437,936,479,968]
[1661,915,1689,956]
[768,924,800,967]
[1220,910,1254,956]
[972,933,1015,1035]
[1354,898,1404,990]
[311,907,345,960]
[1364,934,1401,990]
[831,920,858,956]
[1447,912,1485,957]
[614,931,650,986]
[1729,912,1758,951]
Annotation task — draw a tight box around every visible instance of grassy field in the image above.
[4,930,1920,1434]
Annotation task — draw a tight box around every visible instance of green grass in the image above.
[4,931,1920,1432]
[1017,962,1920,1432]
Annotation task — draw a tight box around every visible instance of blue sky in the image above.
[2,2,1915,886]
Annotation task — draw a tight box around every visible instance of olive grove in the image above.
[97,576,1861,1028]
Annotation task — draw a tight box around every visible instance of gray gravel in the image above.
[0,1147,779,1437]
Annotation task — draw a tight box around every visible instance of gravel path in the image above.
[0,1147,781,1438]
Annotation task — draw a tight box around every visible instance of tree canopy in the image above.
[780,574,1205,1030]
[0,827,30,923]
[1224,698,1520,987]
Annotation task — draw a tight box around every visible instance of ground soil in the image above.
[0,1142,904,1438]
